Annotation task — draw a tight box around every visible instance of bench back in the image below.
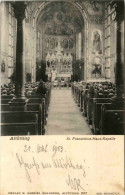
[1,111,38,123]
[106,110,125,121]
[0,104,10,111]
[27,103,44,135]
[1,111,38,136]
[28,98,43,103]
[1,99,12,104]
[1,95,14,99]
[27,103,42,112]
[26,94,44,99]
[100,108,125,135]
[93,98,111,104]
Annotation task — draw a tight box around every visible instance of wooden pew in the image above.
[0,103,45,135]
[86,90,115,125]
[44,91,51,117]
[80,90,84,111]
[73,84,78,102]
[91,98,111,134]
[0,104,10,111]
[99,104,125,135]
[1,99,12,104]
[41,98,46,135]
[72,81,123,136]
[1,111,38,136]
[27,103,44,135]
[86,96,92,124]
[28,98,43,103]
[1,95,14,99]
[0,92,49,135]
[82,89,88,117]
[86,85,97,124]
[28,94,50,118]
[27,97,46,134]
[77,86,83,107]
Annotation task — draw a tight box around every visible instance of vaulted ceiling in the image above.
[36,2,84,33]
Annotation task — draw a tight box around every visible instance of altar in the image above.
[47,73,72,80]
[46,42,73,81]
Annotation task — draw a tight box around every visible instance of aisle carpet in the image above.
[45,89,92,135]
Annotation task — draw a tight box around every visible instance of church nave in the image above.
[46,89,91,135]
[0,0,124,136]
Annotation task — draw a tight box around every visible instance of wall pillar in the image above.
[9,2,28,111]
[111,1,124,108]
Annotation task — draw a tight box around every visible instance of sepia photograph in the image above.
[0,1,124,194]
[1,0,124,136]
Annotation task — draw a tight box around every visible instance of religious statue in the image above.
[93,31,102,53]
[47,59,51,67]
[91,56,102,78]
[62,39,68,49]
[55,42,63,52]
[69,38,74,49]
[50,38,55,49]
[67,53,72,63]
[91,64,101,77]
[45,38,49,49]
[63,53,68,63]
[90,1,99,12]
[55,42,63,63]
[1,61,5,72]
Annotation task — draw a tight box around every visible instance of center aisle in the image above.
[45,89,92,135]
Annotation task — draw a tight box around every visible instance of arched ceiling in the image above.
[26,0,105,25]
[36,2,84,33]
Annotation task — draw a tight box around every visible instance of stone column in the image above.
[111,1,124,108]
[9,2,27,111]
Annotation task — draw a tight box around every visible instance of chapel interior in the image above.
[1,0,124,135]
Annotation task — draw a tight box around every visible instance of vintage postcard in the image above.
[0,0,124,194]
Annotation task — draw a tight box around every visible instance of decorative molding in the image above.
[13,2,27,20]
[25,5,33,23]
[105,56,112,59]
[1,52,14,59]
[108,54,116,58]
[105,67,110,69]
[105,35,110,39]
[110,1,124,22]
[105,46,110,50]
[89,16,103,24]
[89,1,102,12]
[1,51,9,57]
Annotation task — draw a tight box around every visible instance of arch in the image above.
[32,1,89,28]
[69,38,74,49]
[62,39,68,49]
[50,38,55,49]
[45,38,49,49]
[31,0,89,81]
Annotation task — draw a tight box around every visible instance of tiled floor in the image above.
[45,89,92,135]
